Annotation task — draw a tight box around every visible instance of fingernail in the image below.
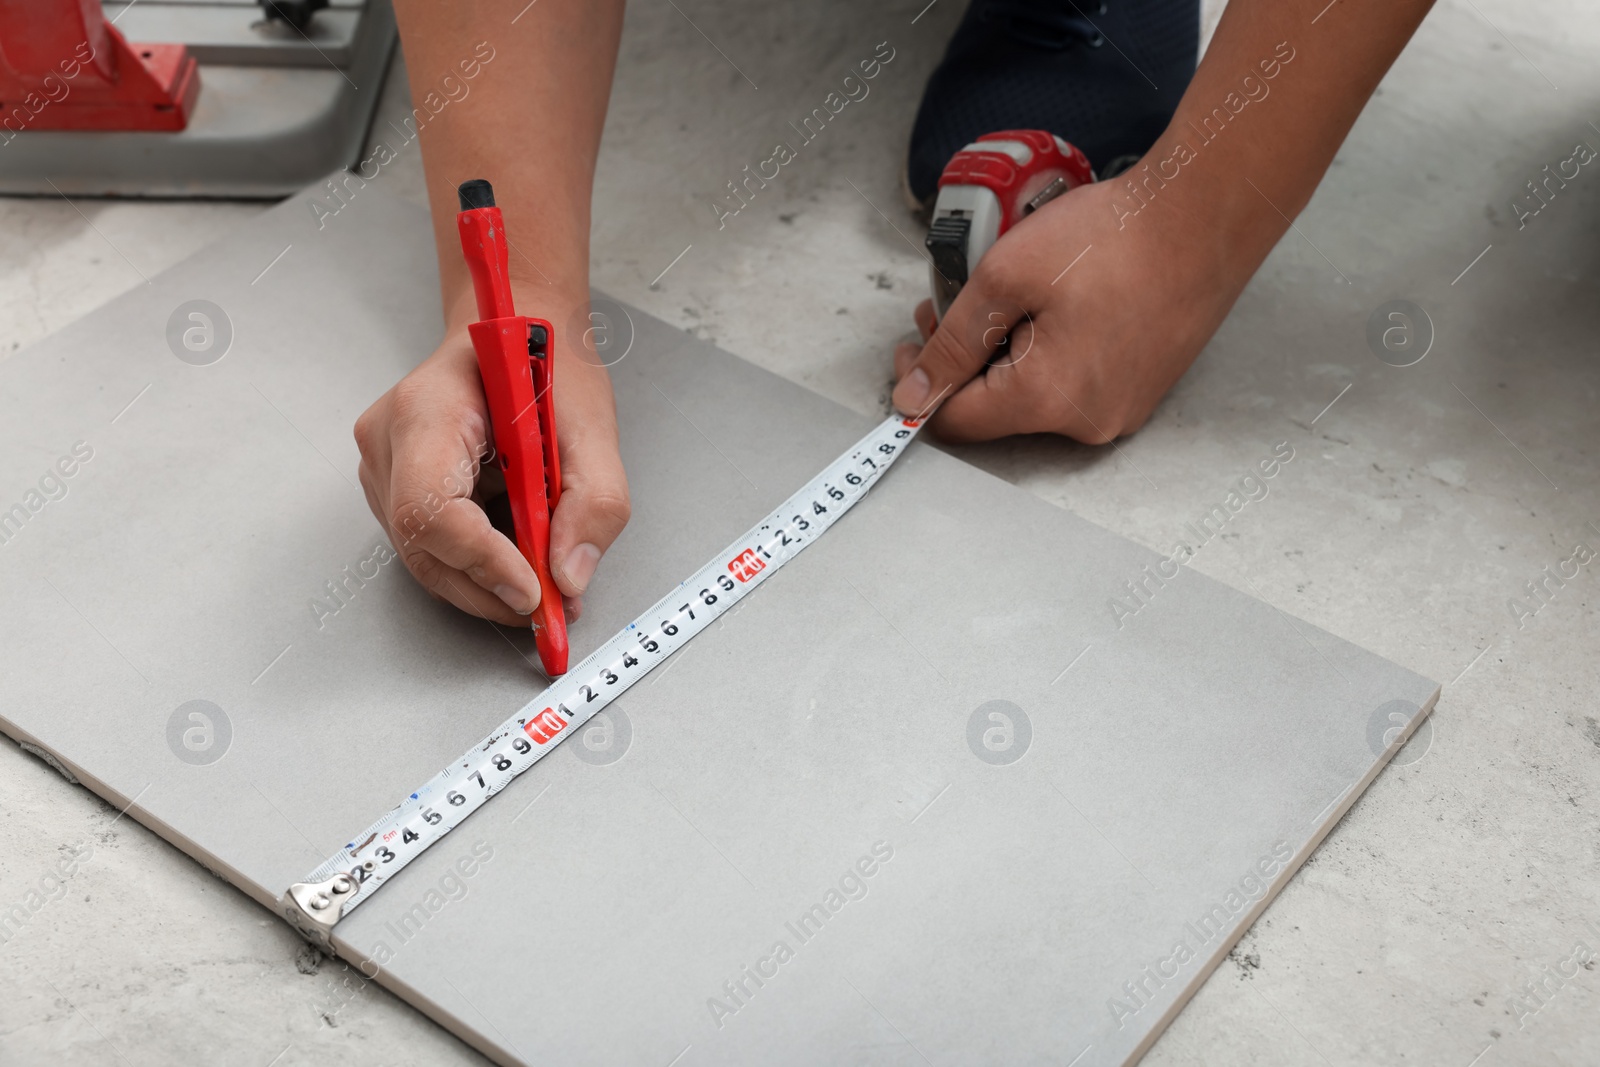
[564,596,584,624]
[494,583,537,615]
[560,543,601,594]
[893,367,930,414]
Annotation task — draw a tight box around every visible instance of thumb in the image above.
[548,356,631,600]
[890,265,1023,418]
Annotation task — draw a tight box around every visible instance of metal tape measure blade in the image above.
[283,413,924,946]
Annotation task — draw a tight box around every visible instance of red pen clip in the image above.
[456,179,568,676]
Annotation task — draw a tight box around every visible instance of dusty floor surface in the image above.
[2,0,1597,1064]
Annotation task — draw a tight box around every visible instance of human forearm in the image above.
[393,0,626,325]
[1137,0,1436,273]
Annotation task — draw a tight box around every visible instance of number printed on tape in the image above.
[299,416,923,919]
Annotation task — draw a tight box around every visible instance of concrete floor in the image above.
[2,0,1597,1064]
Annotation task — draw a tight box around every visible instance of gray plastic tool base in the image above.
[0,0,394,198]
[104,0,371,68]
[0,185,1437,1066]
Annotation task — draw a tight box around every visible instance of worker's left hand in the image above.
[890,177,1252,443]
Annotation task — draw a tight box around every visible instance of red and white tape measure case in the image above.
[925,129,1095,318]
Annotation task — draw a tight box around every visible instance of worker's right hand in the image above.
[354,306,631,628]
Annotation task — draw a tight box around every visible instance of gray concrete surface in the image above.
[1,0,1596,1064]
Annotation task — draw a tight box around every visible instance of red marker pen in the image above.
[456,178,568,676]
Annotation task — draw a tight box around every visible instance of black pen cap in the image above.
[457,179,495,211]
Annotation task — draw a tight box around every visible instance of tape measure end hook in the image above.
[280,864,368,951]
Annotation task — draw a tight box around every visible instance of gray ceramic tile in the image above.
[0,186,1436,1066]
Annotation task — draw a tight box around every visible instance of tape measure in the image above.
[925,130,1094,319]
[281,411,925,948]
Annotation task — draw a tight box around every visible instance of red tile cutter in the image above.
[456,179,568,676]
